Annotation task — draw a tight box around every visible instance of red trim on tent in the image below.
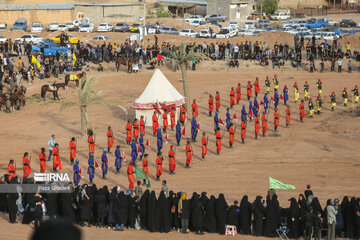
[130,98,186,110]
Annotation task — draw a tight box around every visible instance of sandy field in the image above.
[0,23,360,238]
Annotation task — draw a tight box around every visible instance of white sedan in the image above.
[15,34,43,44]
[199,29,216,38]
[93,36,111,40]
[216,27,237,38]
[57,24,67,31]
[179,29,198,38]
[97,23,113,32]
[79,23,94,33]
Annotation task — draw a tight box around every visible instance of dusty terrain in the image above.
[0,58,359,239]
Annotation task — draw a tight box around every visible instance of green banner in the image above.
[134,167,151,188]
[269,177,296,190]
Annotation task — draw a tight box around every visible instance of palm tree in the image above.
[60,76,127,134]
[156,43,209,115]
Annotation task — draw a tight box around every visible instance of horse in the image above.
[115,57,137,73]
[41,83,65,101]
[13,86,26,108]
[0,93,12,113]
[65,72,86,89]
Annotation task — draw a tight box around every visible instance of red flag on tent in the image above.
[157,54,164,61]
[138,145,141,153]
[260,100,264,105]
[95,161,99,168]
[182,128,185,137]
[249,109,253,117]
[164,134,168,142]
[280,95,284,100]
[270,97,275,102]
[146,139,150,148]
[219,118,225,125]
[233,113,237,119]
[197,123,200,129]
[153,104,161,114]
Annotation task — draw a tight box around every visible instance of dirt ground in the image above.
[0,31,360,239]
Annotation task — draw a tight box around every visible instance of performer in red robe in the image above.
[127,162,135,189]
[156,153,163,180]
[185,140,192,168]
[230,87,236,108]
[39,147,46,173]
[23,152,31,178]
[69,137,76,164]
[107,126,114,152]
[140,115,146,136]
[52,143,62,171]
[88,131,95,155]
[208,94,214,116]
[168,145,176,174]
[126,119,132,144]
[201,132,207,159]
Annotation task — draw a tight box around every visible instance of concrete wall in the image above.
[0,9,73,26]
[229,2,256,20]
[278,0,329,9]
[2,0,142,4]
[207,0,232,17]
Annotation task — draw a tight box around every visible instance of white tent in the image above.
[130,69,185,126]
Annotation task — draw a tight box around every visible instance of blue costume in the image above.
[176,121,181,145]
[254,97,259,111]
[101,152,108,176]
[264,95,269,111]
[139,135,145,160]
[283,86,289,104]
[214,113,219,132]
[73,161,81,186]
[191,118,198,140]
[131,140,138,163]
[226,112,231,131]
[274,91,279,108]
[114,147,122,171]
[241,105,247,122]
[157,127,163,153]
[248,101,253,119]
[87,156,95,182]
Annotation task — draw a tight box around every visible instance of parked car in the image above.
[31,41,68,56]
[264,27,277,32]
[299,32,313,40]
[185,15,205,23]
[228,21,239,29]
[97,23,113,32]
[31,22,44,33]
[146,24,157,34]
[205,14,227,22]
[49,22,59,31]
[66,22,78,31]
[12,17,28,31]
[238,28,256,36]
[280,20,297,28]
[293,20,309,28]
[280,27,293,33]
[0,23,7,30]
[73,18,90,27]
[270,13,291,20]
[323,18,338,26]
[256,20,270,28]
[129,23,140,32]
[179,29,198,38]
[199,29,216,38]
[78,23,94,33]
[295,13,307,18]
[190,20,206,27]
[57,24,67,31]
[51,34,79,44]
[216,27,237,38]
[340,19,356,28]
[93,36,111,40]
[114,22,129,32]
[15,34,43,44]
[166,27,179,35]
[0,35,7,42]
[244,21,255,30]
[321,32,339,41]
[305,19,329,29]
[289,27,310,35]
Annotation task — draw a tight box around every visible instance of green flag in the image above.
[134,167,151,188]
[269,177,296,190]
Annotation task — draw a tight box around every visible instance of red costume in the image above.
[241,122,246,140]
[23,157,31,178]
[140,118,145,136]
[236,84,241,103]
[127,164,135,189]
[170,110,175,129]
[39,152,46,173]
[229,126,234,146]
[156,156,163,177]
[254,79,260,96]
[52,147,62,170]
[142,157,149,176]
[274,112,279,128]
[168,149,176,172]
[201,136,207,158]
[247,83,252,98]
[162,112,168,132]
[230,89,236,107]
[216,131,222,153]
[254,117,260,137]
[180,107,186,123]
[8,163,15,182]
[300,103,305,120]
[208,96,214,114]
[262,115,267,134]
[133,122,139,140]
[126,122,132,142]
[286,108,291,125]
[152,113,159,134]
[70,140,76,161]
[192,101,199,117]
[88,136,95,155]
[215,93,221,111]
[186,144,192,165]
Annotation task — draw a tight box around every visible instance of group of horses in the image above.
[40,72,86,100]
[0,86,26,113]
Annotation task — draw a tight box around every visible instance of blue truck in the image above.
[32,41,69,56]
[12,17,28,31]
[304,19,329,29]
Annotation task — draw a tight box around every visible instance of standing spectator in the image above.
[178,192,190,233]
[337,59,342,72]
[347,60,352,73]
[161,180,168,197]
[327,199,337,240]
[48,134,55,162]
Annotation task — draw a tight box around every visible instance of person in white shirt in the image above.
[48,134,55,162]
